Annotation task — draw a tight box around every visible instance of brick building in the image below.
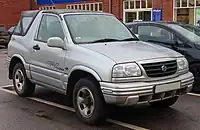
[1,0,200,28]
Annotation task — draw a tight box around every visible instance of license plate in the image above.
[155,82,180,93]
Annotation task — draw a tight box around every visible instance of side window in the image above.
[21,17,33,34]
[37,15,65,42]
[138,25,174,43]
[13,20,21,35]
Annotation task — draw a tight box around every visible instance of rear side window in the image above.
[22,17,33,33]
[13,16,33,36]
[13,21,21,35]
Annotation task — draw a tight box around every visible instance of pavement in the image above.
[1,48,200,130]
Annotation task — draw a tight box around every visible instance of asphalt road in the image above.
[1,48,200,130]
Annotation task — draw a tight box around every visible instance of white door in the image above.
[30,14,66,91]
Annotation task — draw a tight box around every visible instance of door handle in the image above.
[33,44,40,50]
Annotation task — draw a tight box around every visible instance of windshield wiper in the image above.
[120,38,139,41]
[90,38,120,43]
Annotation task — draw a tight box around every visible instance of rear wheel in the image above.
[190,63,200,92]
[150,97,178,108]
[12,63,35,97]
[73,77,106,125]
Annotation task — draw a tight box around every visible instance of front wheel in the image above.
[150,96,179,108]
[12,63,35,97]
[73,77,106,125]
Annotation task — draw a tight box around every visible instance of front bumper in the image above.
[100,72,194,105]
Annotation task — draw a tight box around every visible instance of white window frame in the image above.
[39,6,55,10]
[173,0,200,25]
[123,0,153,22]
[65,2,103,12]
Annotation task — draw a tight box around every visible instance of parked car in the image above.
[7,10,193,125]
[0,25,10,47]
[164,22,200,37]
[126,21,200,91]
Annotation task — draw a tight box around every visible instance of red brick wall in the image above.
[35,0,98,9]
[153,0,174,21]
[102,0,123,20]
[0,0,175,28]
[103,0,174,21]
[0,0,32,28]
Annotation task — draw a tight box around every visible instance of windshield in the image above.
[181,25,200,36]
[167,24,200,43]
[64,14,137,44]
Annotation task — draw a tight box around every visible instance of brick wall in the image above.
[0,0,32,28]
[103,0,174,21]
[34,0,98,9]
[102,0,123,20]
[0,0,174,28]
[153,0,174,21]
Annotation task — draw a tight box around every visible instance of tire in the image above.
[189,63,200,92]
[12,63,35,97]
[73,77,106,125]
[150,96,178,108]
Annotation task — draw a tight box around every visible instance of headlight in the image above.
[112,63,142,78]
[177,57,188,72]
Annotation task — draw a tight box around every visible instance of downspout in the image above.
[109,0,112,13]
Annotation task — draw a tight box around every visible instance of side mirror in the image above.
[47,37,65,49]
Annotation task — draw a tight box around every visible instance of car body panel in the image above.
[7,10,193,106]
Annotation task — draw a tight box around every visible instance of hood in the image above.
[79,41,182,63]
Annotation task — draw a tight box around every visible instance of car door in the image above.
[30,14,66,91]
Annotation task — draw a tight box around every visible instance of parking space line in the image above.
[106,119,148,130]
[187,93,200,97]
[0,85,149,130]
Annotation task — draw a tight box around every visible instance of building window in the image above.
[141,0,146,8]
[130,1,134,9]
[197,0,200,6]
[189,0,195,7]
[39,6,55,10]
[124,0,152,22]
[124,1,129,9]
[124,0,152,9]
[66,2,103,12]
[176,0,181,7]
[147,0,152,8]
[136,0,140,8]
[182,0,187,7]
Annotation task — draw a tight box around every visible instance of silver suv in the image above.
[7,9,194,125]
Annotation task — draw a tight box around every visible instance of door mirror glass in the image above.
[47,37,65,49]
